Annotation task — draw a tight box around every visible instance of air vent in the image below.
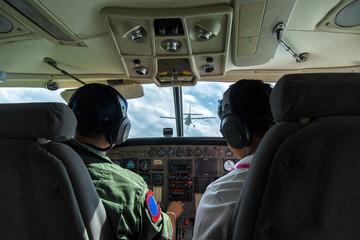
[107,79,124,85]
[154,18,184,36]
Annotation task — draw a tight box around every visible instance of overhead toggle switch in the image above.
[200,64,216,74]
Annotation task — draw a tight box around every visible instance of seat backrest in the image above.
[0,102,113,240]
[231,73,360,240]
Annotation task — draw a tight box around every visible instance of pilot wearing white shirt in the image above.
[192,80,274,240]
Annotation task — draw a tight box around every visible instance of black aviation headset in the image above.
[219,87,251,149]
[68,83,131,150]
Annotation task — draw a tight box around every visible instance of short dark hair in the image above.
[229,79,274,136]
[75,115,109,139]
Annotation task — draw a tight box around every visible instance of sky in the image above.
[127,82,232,137]
[0,87,66,104]
[0,82,232,138]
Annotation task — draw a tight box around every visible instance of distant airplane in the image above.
[160,106,216,129]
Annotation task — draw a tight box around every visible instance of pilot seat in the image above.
[0,102,113,240]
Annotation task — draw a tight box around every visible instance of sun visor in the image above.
[232,0,296,67]
[61,83,144,103]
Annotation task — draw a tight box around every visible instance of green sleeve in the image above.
[87,162,173,240]
[138,203,173,240]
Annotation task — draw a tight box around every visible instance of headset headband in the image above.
[69,84,127,121]
[221,88,232,119]
[68,83,131,147]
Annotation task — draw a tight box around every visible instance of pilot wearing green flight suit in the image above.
[66,83,184,240]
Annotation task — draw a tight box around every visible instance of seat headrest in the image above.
[0,102,77,141]
[271,73,360,122]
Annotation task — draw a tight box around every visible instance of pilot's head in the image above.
[68,83,131,150]
[218,80,273,150]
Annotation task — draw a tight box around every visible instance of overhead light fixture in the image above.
[126,26,145,41]
[133,66,149,75]
[196,26,213,40]
[192,20,221,40]
[161,39,181,52]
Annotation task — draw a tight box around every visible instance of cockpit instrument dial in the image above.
[203,148,211,157]
[139,160,151,172]
[225,150,233,157]
[125,159,136,171]
[167,148,175,157]
[194,148,202,157]
[176,148,184,157]
[140,173,151,186]
[149,149,157,157]
[158,149,166,157]
[185,148,193,157]
[212,148,220,157]
[223,159,235,172]
[152,173,164,186]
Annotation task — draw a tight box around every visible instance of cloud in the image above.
[127,82,231,137]
[0,83,231,138]
[0,88,66,103]
[127,85,176,137]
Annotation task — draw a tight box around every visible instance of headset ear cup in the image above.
[114,117,131,145]
[221,115,250,149]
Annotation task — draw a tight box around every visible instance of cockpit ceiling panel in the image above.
[0,8,33,41]
[317,0,360,34]
[232,0,297,67]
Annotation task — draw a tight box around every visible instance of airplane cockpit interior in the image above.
[0,0,360,239]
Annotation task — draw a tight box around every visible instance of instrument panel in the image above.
[107,137,239,240]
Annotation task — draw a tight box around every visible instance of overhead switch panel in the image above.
[102,6,232,86]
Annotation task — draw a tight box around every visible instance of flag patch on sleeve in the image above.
[146,191,160,222]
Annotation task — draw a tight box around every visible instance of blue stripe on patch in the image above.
[146,191,160,222]
[148,194,159,216]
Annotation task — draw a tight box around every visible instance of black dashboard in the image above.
[107,137,239,240]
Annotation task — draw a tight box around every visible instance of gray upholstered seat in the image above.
[231,73,360,240]
[0,102,113,240]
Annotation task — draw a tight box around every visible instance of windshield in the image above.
[127,82,231,138]
[182,82,232,137]
[0,82,232,138]
[0,88,66,103]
